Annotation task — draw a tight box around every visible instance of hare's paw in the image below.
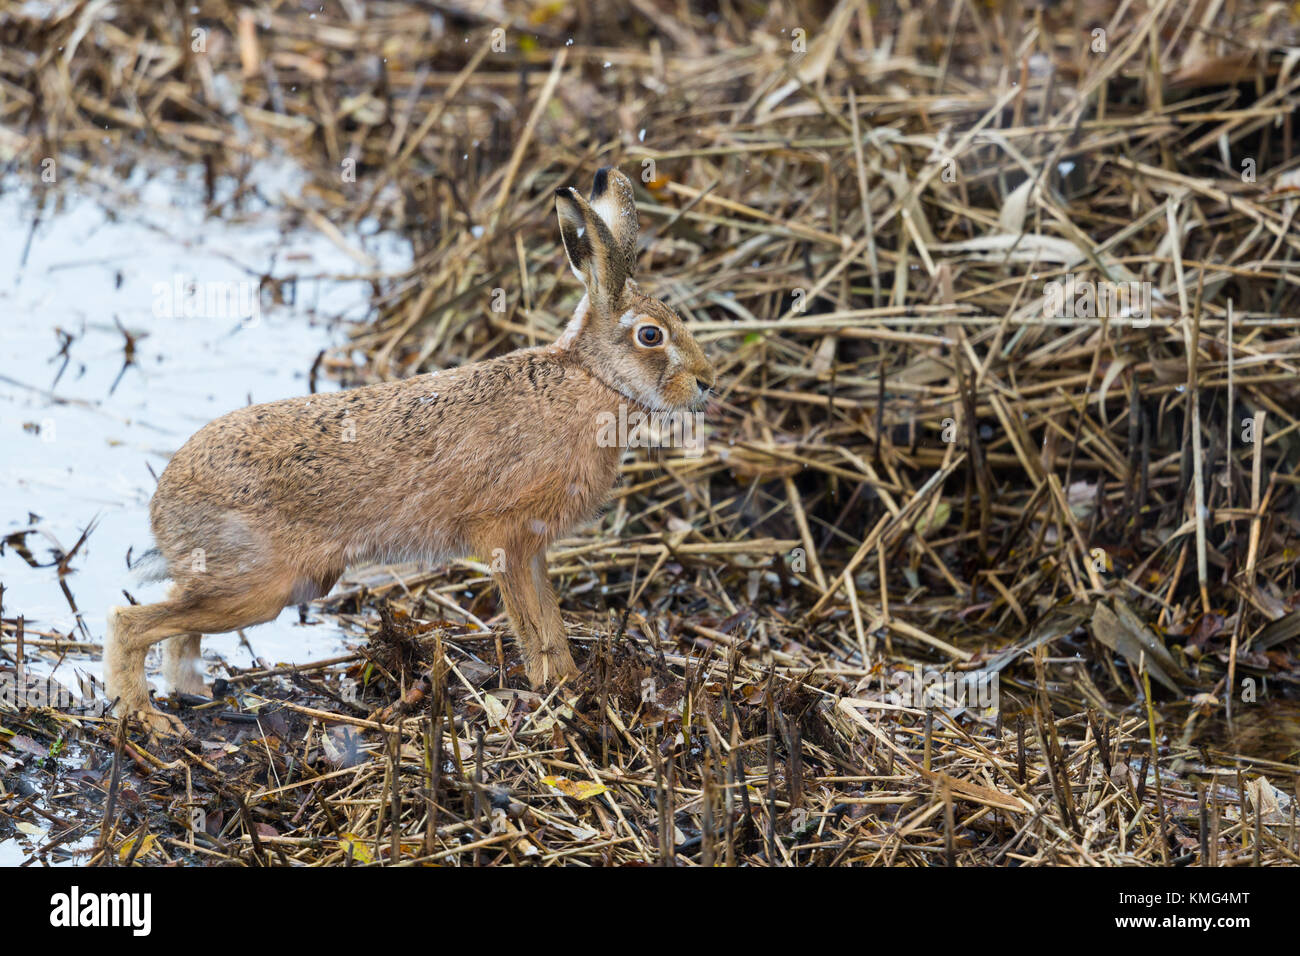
[168,673,209,698]
[129,707,188,740]
[528,644,579,690]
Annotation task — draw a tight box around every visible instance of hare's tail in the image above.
[129,547,170,584]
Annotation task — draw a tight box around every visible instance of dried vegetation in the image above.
[3,0,1300,865]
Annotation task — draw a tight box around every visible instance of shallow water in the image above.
[0,167,409,692]
[0,165,414,864]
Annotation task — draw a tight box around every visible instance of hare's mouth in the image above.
[689,384,714,413]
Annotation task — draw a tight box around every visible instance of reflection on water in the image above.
[1187,698,1300,768]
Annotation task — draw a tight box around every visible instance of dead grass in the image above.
[3,0,1300,865]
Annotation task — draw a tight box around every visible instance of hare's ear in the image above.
[587,167,638,277]
[555,182,628,310]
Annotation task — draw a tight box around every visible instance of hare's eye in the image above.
[636,325,664,347]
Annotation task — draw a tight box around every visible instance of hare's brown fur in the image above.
[104,166,715,734]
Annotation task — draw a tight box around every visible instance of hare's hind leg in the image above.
[162,633,207,696]
[105,578,295,733]
[104,602,189,735]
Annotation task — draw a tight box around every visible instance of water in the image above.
[0,165,409,696]
[0,165,411,864]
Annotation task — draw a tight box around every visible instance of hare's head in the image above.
[554,167,715,412]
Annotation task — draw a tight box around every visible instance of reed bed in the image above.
[3,0,1300,865]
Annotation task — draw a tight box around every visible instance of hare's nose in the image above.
[696,378,711,394]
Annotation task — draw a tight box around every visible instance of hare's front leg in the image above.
[494,550,578,688]
[530,551,578,684]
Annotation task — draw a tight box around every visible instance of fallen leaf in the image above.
[998,177,1037,234]
[1246,776,1293,825]
[118,833,157,861]
[1253,610,1300,651]
[541,776,609,801]
[338,832,373,864]
[478,692,508,725]
[1091,601,1186,693]
[914,500,951,537]
[543,818,599,842]
[5,734,48,758]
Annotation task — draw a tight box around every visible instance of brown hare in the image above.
[105,166,715,735]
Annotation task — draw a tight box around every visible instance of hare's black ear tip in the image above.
[591,166,612,197]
